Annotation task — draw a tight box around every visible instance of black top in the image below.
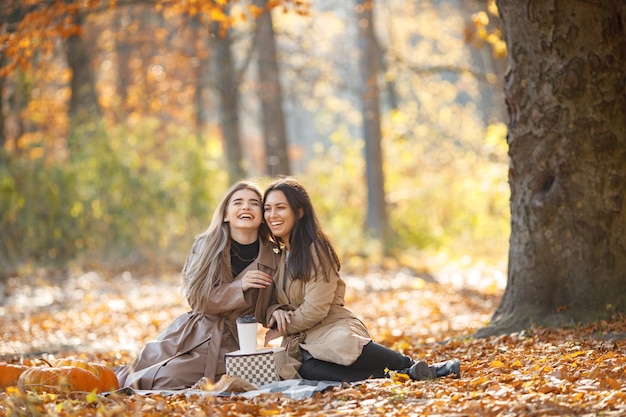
[230,239,260,277]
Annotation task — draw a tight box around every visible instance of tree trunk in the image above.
[254,0,291,177]
[0,55,5,155]
[356,0,389,247]
[192,16,209,142]
[370,28,398,111]
[0,2,13,157]
[114,5,132,122]
[477,1,626,337]
[8,72,31,158]
[212,20,246,183]
[65,12,102,141]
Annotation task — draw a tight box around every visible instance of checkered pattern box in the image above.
[225,347,287,387]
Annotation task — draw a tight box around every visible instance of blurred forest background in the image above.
[0,0,510,280]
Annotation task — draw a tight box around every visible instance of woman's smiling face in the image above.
[264,190,297,249]
[224,188,263,232]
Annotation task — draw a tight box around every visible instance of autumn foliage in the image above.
[1,0,311,75]
[0,0,510,276]
[2,271,626,415]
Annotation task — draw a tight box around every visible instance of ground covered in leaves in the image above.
[2,266,626,416]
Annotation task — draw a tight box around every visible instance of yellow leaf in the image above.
[210,8,227,22]
[470,376,488,386]
[568,351,587,359]
[490,360,504,368]
[259,408,280,416]
[87,390,98,403]
[387,370,410,383]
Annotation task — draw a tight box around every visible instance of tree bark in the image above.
[478,1,626,337]
[254,0,291,177]
[356,0,389,247]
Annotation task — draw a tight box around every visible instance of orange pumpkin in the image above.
[18,366,102,393]
[0,362,29,388]
[54,358,119,392]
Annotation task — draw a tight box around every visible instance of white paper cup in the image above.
[236,316,258,354]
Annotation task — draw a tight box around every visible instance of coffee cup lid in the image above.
[236,315,257,324]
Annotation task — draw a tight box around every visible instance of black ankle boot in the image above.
[407,360,436,380]
[431,358,461,378]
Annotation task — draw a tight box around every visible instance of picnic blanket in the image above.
[108,378,342,400]
[237,379,342,399]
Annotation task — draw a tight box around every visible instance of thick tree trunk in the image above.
[254,0,291,177]
[478,1,626,337]
[356,0,389,247]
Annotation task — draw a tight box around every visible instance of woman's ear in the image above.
[298,208,304,219]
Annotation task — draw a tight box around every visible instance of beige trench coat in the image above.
[264,251,371,378]
[115,238,280,390]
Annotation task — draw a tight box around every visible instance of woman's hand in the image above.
[241,270,273,291]
[268,309,295,334]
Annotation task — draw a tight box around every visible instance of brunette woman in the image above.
[262,177,460,382]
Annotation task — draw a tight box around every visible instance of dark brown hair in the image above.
[264,177,340,281]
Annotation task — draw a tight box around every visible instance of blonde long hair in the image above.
[182,180,271,312]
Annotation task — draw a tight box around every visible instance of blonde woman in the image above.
[115,180,280,390]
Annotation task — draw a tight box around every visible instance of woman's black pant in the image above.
[297,341,414,382]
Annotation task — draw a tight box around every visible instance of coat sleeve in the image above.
[285,268,339,334]
[182,236,251,316]
[198,280,250,315]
